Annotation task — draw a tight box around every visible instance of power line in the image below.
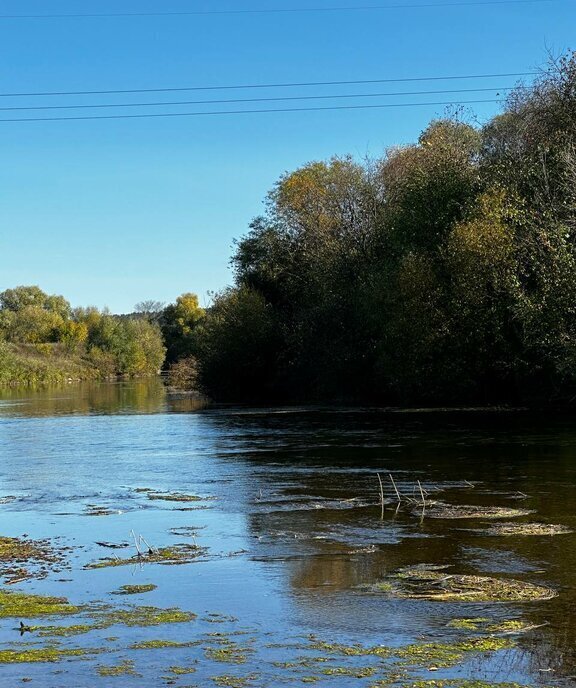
[0,86,516,112]
[0,0,560,19]
[0,98,501,122]
[0,71,534,98]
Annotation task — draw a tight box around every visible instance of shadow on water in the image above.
[0,382,576,685]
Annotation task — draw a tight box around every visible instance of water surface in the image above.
[0,381,575,686]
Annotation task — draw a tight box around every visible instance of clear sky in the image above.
[0,0,573,312]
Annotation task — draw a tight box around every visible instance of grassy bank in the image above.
[0,342,102,387]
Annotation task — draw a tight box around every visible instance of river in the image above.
[0,380,574,687]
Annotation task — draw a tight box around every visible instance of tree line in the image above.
[169,52,576,405]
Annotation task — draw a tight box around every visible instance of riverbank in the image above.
[0,342,100,387]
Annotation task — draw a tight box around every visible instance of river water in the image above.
[0,380,575,687]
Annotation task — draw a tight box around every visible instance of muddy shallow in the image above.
[0,381,575,687]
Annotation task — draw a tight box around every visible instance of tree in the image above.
[160,293,205,363]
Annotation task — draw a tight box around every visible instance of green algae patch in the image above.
[369,567,557,602]
[486,619,543,634]
[448,617,541,635]
[212,675,257,687]
[169,665,198,674]
[85,544,208,569]
[396,637,514,669]
[112,584,157,595]
[447,618,489,630]
[131,639,199,650]
[308,639,390,658]
[97,659,140,676]
[97,605,196,627]
[0,646,92,664]
[34,623,100,637]
[321,666,378,677]
[205,644,249,664]
[0,536,68,582]
[0,590,79,618]
[482,522,573,536]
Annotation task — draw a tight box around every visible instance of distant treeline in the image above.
[0,287,165,386]
[174,52,576,405]
[3,53,576,402]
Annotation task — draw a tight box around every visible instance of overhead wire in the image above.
[0,0,561,19]
[0,71,534,98]
[0,86,517,112]
[0,98,502,122]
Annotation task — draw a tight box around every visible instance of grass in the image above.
[0,342,100,387]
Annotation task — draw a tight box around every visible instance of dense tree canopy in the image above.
[190,52,576,404]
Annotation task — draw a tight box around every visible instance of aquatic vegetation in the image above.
[0,590,79,618]
[396,637,514,669]
[96,605,196,627]
[321,665,378,677]
[205,640,252,664]
[85,543,208,569]
[169,665,198,674]
[97,659,140,676]
[203,613,239,623]
[422,504,533,520]
[131,639,199,650]
[447,618,489,630]
[211,675,256,687]
[0,646,94,663]
[486,619,543,634]
[0,535,68,582]
[367,567,557,602]
[308,638,391,659]
[147,492,204,502]
[112,584,157,595]
[34,623,101,637]
[482,522,573,536]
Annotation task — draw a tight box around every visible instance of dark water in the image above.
[0,381,575,687]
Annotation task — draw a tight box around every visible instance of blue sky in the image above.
[0,0,573,312]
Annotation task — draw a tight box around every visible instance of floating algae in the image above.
[0,646,94,664]
[421,504,533,520]
[482,522,573,536]
[0,535,69,582]
[396,637,513,669]
[131,639,200,650]
[147,492,204,503]
[94,605,196,627]
[0,590,79,618]
[364,566,556,602]
[85,543,208,569]
[97,659,140,676]
[111,584,157,595]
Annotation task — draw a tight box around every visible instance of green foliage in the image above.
[192,51,576,404]
[195,287,283,401]
[0,287,166,386]
[160,292,205,363]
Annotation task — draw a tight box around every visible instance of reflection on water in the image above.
[0,382,575,686]
[0,379,208,416]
